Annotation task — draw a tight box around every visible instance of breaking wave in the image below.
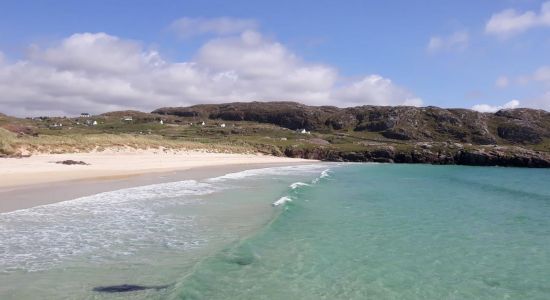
[0,164,334,272]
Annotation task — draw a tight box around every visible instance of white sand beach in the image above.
[0,149,316,212]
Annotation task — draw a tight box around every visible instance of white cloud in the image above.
[495,76,510,88]
[0,31,422,116]
[471,100,520,113]
[485,1,550,37]
[28,33,164,74]
[427,31,469,53]
[170,17,258,38]
[333,75,422,106]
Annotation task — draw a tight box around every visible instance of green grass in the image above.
[1,113,548,159]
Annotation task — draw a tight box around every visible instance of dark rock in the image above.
[93,284,170,293]
[382,129,412,140]
[55,160,89,165]
[497,125,543,144]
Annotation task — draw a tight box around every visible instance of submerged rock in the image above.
[93,284,170,293]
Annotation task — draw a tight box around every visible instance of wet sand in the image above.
[0,150,316,213]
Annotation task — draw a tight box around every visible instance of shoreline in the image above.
[0,150,317,213]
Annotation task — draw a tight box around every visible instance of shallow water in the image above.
[1,164,550,299]
[0,164,330,299]
[174,164,550,300]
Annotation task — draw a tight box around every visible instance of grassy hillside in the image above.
[1,102,549,167]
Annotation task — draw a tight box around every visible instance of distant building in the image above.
[201,121,206,126]
[123,116,133,121]
[80,113,90,118]
[159,120,164,125]
[299,129,311,134]
[220,123,226,128]
[92,121,98,126]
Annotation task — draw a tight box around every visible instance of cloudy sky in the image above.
[0,0,549,116]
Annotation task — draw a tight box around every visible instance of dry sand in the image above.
[0,149,316,212]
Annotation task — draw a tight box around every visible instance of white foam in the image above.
[272,196,292,207]
[290,182,310,189]
[0,180,215,272]
[311,169,332,184]
[0,163,337,272]
[208,164,329,182]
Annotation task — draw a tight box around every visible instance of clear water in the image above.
[1,164,550,299]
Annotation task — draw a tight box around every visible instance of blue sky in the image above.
[0,0,549,116]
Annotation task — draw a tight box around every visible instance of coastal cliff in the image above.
[153,102,550,167]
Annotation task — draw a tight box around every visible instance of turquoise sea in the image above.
[1,164,550,299]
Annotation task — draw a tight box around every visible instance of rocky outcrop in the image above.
[493,108,549,144]
[153,102,549,146]
[282,144,550,168]
[152,102,550,167]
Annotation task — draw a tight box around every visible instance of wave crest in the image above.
[272,196,292,207]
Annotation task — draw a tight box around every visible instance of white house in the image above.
[80,113,90,118]
[201,121,206,126]
[123,116,133,121]
[159,120,164,125]
[92,121,98,126]
[220,123,226,128]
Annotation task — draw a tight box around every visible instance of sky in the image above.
[0,0,549,116]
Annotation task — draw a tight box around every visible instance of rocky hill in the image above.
[2,102,549,167]
[153,102,550,146]
[152,102,550,167]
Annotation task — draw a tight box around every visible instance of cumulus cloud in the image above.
[28,33,164,74]
[169,17,258,38]
[427,31,469,53]
[332,75,422,106]
[471,100,520,113]
[0,31,421,116]
[485,1,550,37]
